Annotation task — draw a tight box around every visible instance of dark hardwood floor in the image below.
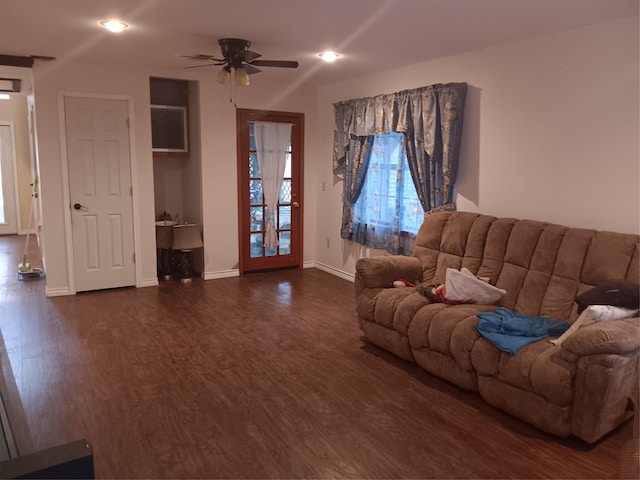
[0,234,632,478]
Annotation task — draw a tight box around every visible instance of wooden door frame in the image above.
[236,108,304,274]
[58,92,140,294]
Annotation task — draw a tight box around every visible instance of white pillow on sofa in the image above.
[550,304,639,346]
[445,267,506,304]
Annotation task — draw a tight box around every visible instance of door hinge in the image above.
[130,186,133,196]
[126,117,130,128]
[133,253,136,263]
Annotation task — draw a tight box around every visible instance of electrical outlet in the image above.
[326,238,330,248]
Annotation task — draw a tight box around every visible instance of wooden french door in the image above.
[237,109,303,273]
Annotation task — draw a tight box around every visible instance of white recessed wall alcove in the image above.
[150,77,204,279]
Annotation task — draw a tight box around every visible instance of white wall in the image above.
[153,156,184,219]
[195,76,318,277]
[32,61,157,295]
[31,59,317,295]
[314,16,640,279]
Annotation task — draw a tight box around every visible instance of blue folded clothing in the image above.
[476,307,570,355]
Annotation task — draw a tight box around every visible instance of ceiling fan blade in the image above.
[250,60,299,68]
[242,64,261,75]
[180,54,223,62]
[235,49,261,63]
[183,63,221,69]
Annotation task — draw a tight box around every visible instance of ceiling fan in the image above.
[182,38,299,86]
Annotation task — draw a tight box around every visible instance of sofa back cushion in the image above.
[413,211,639,322]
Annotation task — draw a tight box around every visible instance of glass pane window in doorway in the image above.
[0,160,5,224]
[0,137,6,224]
[248,124,292,258]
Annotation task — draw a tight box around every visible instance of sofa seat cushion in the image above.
[407,305,497,390]
[360,319,414,362]
[471,337,576,407]
[356,287,431,362]
[357,287,430,334]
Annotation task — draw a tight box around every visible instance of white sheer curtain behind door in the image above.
[254,121,292,249]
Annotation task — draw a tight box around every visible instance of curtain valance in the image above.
[333,82,467,215]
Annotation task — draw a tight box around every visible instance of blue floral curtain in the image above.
[333,82,467,216]
[340,135,374,239]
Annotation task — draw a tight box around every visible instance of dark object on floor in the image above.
[0,439,94,479]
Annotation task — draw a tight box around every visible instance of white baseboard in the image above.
[202,269,240,280]
[43,264,351,296]
[309,262,355,282]
[202,265,353,282]
[45,286,72,297]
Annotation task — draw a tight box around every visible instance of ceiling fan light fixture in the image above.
[100,20,128,33]
[318,51,340,62]
[234,68,250,87]
[215,67,230,85]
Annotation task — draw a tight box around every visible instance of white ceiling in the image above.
[0,0,638,86]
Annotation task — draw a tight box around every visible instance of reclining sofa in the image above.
[355,211,639,443]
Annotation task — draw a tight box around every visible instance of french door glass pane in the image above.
[250,233,263,258]
[279,179,291,204]
[0,164,4,224]
[278,206,291,229]
[247,122,293,260]
[250,206,263,232]
[279,231,291,254]
[249,152,260,178]
[249,180,263,205]
[283,153,291,178]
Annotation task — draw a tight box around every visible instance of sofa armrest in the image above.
[355,256,422,290]
[561,317,640,356]
[568,319,640,443]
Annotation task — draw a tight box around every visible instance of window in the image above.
[352,132,423,254]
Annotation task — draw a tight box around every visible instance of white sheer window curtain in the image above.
[352,133,424,254]
[254,121,292,249]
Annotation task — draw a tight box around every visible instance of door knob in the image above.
[73,203,88,211]
[292,201,300,208]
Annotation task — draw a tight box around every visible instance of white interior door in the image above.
[64,96,135,292]
[0,124,19,235]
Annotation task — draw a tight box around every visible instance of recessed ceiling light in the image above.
[0,94,10,100]
[100,20,128,33]
[318,51,340,63]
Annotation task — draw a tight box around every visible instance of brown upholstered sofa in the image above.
[355,211,639,443]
